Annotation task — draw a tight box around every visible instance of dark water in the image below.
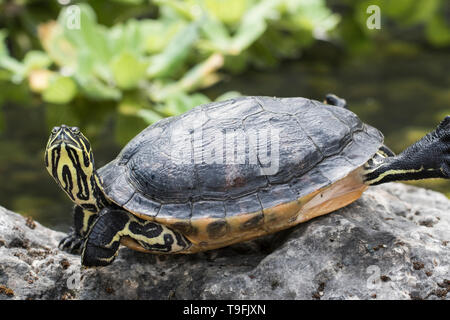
[0,41,449,231]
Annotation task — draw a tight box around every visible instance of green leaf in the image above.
[199,16,231,53]
[137,109,164,124]
[287,0,340,35]
[0,56,25,82]
[147,22,198,78]
[111,0,145,4]
[109,19,144,56]
[42,76,77,104]
[229,0,281,54]
[204,0,249,24]
[426,15,450,46]
[111,51,147,89]
[23,51,52,73]
[76,74,122,101]
[215,91,241,101]
[223,53,248,74]
[404,0,439,24]
[187,93,211,108]
[72,49,122,100]
[141,20,184,54]
[155,0,196,21]
[38,22,77,68]
[162,92,210,116]
[0,30,7,57]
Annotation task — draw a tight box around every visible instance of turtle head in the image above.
[45,125,104,211]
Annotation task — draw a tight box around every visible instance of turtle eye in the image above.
[71,127,80,134]
[51,127,60,134]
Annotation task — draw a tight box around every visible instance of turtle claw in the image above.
[59,232,84,254]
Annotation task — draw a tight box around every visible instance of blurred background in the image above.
[0,0,449,231]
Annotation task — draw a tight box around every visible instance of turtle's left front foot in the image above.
[59,231,84,254]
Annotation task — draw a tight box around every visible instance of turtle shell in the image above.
[99,96,383,246]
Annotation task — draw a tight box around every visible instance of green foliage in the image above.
[0,0,338,124]
[2,0,447,125]
[0,0,447,142]
[42,75,77,104]
[111,51,147,89]
[0,0,449,130]
[146,22,199,78]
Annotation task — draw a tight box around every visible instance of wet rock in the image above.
[0,183,448,300]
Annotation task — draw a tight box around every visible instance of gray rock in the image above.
[0,183,448,300]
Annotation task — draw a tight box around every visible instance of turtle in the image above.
[45,94,450,267]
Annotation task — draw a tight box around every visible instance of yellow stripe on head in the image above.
[45,125,105,212]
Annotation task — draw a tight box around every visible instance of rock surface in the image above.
[0,183,448,300]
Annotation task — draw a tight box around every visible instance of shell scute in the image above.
[260,96,310,114]
[206,97,263,120]
[224,193,262,217]
[123,193,160,218]
[294,107,351,157]
[257,183,298,210]
[158,202,191,220]
[192,200,225,219]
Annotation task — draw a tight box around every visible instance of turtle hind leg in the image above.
[59,205,98,254]
[324,93,347,108]
[364,116,450,185]
[81,208,191,267]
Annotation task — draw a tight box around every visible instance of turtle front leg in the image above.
[59,206,98,254]
[81,208,191,267]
